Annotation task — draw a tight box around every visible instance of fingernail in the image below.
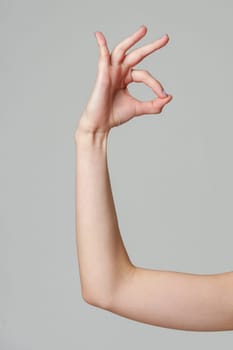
[162,89,168,97]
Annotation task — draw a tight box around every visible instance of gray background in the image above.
[1,0,233,348]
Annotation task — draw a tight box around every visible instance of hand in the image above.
[77,25,173,135]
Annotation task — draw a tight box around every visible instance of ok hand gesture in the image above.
[78,25,173,135]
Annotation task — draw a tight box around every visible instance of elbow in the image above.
[82,289,97,306]
[82,288,113,310]
[81,264,136,310]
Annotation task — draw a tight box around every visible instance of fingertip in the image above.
[94,31,99,44]
[168,94,173,100]
[139,24,147,32]
[164,91,173,100]
[94,31,100,37]
[134,25,147,39]
[160,93,173,103]
[159,33,170,42]
[161,89,169,98]
[164,94,173,103]
[94,31,106,45]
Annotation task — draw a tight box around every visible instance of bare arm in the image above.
[75,129,135,308]
[74,26,233,331]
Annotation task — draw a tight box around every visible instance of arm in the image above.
[75,128,135,309]
[74,26,233,331]
[75,129,233,332]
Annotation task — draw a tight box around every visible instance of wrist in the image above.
[74,127,109,150]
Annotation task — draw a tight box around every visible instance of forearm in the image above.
[74,127,135,308]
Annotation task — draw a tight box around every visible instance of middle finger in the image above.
[111,25,148,64]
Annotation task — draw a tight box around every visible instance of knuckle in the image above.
[112,46,124,58]
[137,52,144,62]
[142,69,150,77]
[101,49,110,58]
[99,52,110,66]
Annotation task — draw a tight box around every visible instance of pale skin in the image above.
[74,25,233,331]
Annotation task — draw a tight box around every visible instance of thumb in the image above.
[134,94,173,117]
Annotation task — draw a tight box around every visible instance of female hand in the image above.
[77,25,173,135]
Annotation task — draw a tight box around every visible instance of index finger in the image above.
[111,25,148,64]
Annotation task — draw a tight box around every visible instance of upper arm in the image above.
[108,267,233,331]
